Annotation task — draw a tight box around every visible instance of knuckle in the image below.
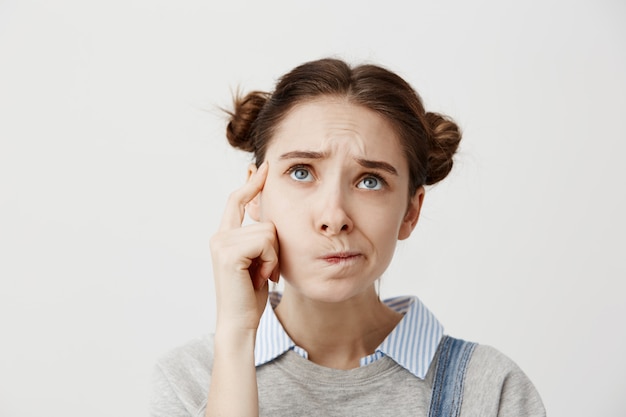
[226,189,243,205]
[209,233,221,249]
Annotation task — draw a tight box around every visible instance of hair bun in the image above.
[225,91,270,152]
[425,112,462,185]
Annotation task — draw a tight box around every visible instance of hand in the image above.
[209,161,279,332]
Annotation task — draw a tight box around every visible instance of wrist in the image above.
[214,326,257,351]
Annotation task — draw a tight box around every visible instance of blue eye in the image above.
[289,167,313,182]
[358,176,383,190]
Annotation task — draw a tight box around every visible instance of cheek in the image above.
[371,221,400,244]
[259,186,301,229]
[361,207,406,243]
[259,188,311,257]
[258,177,281,220]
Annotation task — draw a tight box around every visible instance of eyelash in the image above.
[285,164,389,189]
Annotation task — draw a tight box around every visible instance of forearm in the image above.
[205,328,258,417]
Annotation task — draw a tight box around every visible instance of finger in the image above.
[268,267,280,284]
[250,236,279,288]
[253,221,279,284]
[256,254,278,285]
[262,229,280,284]
[219,161,268,231]
[249,255,276,290]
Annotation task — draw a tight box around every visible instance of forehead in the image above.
[267,98,406,168]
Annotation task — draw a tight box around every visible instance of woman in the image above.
[151,58,545,417]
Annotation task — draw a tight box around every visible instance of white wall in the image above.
[1,0,624,415]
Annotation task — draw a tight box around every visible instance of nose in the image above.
[315,185,354,235]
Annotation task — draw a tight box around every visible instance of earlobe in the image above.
[398,187,425,240]
[246,163,262,221]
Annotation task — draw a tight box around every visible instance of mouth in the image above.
[320,251,363,264]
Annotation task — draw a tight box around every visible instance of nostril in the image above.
[341,224,348,231]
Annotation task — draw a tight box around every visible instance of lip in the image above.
[320,251,363,264]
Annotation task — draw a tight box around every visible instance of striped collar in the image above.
[254,292,444,379]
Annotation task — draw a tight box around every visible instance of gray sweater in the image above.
[150,334,546,417]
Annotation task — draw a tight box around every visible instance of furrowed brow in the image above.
[279,151,326,160]
[356,158,398,175]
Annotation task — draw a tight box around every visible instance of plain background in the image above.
[1,0,625,416]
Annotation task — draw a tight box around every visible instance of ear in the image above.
[246,163,262,222]
[398,187,424,240]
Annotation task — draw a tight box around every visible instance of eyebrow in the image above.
[278,151,398,176]
[279,151,326,160]
[355,158,398,175]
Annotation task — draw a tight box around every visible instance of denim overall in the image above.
[428,336,477,417]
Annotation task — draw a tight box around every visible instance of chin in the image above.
[283,277,374,304]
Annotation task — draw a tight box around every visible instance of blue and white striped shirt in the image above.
[254,292,444,379]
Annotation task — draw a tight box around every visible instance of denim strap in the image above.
[427,336,477,417]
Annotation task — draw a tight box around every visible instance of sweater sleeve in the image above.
[461,345,546,417]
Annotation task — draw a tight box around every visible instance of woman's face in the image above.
[248,98,423,303]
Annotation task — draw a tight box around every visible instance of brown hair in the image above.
[225,58,462,195]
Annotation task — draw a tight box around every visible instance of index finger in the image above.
[219,161,269,231]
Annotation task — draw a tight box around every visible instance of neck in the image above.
[274,284,402,370]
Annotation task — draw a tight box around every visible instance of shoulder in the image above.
[150,334,215,416]
[156,333,215,375]
[461,343,546,417]
[467,343,523,376]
